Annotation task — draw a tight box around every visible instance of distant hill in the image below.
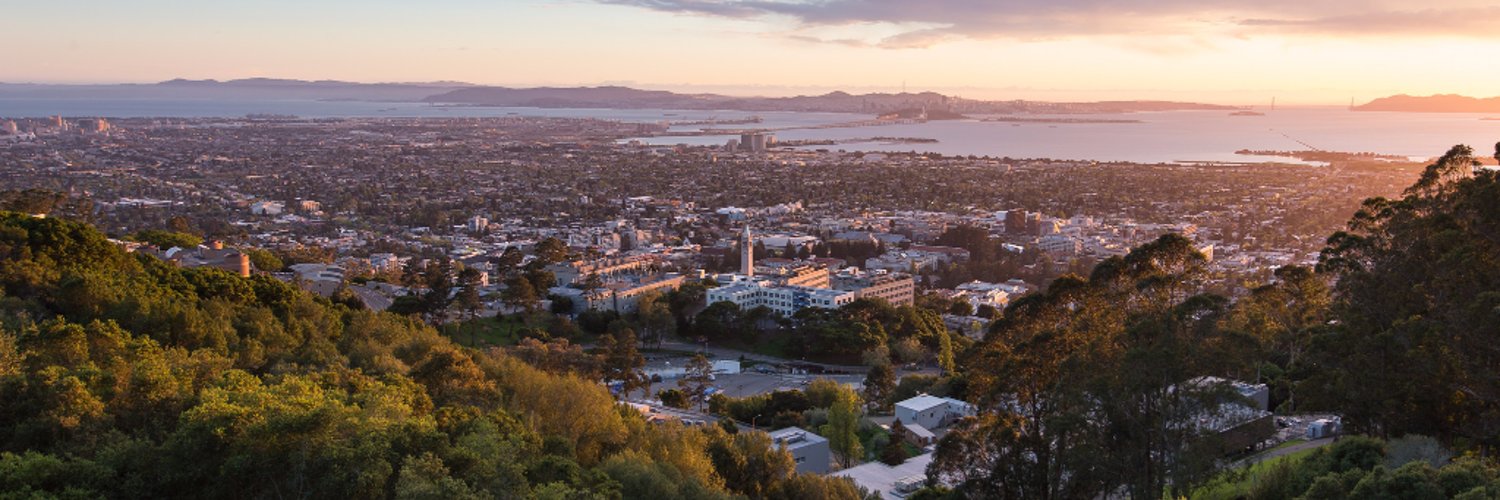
[0,78,472,102]
[1354,94,1500,113]
[425,86,1236,115]
[426,85,717,109]
[0,78,1238,116]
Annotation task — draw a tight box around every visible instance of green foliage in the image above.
[704,428,795,497]
[678,354,715,412]
[129,229,202,250]
[934,234,1242,499]
[658,388,689,409]
[1309,145,1500,446]
[821,384,864,469]
[533,237,570,265]
[0,213,860,499]
[1193,436,1500,500]
[862,362,896,411]
[880,423,911,465]
[600,330,647,399]
[240,247,284,272]
[765,473,871,500]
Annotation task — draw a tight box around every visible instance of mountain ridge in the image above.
[1354,94,1500,113]
[0,78,1237,114]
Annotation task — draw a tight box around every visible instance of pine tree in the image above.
[679,354,715,412]
[602,330,648,399]
[880,422,910,465]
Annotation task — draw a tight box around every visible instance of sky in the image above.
[2,0,1498,104]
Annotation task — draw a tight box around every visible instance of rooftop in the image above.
[767,427,828,451]
[830,452,934,499]
[896,394,949,412]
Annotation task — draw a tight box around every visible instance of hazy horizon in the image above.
[5,1,1500,106]
[0,77,1479,108]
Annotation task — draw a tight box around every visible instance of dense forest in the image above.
[2,143,1500,499]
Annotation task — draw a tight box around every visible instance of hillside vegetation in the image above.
[0,213,867,499]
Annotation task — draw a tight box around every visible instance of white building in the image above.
[830,452,935,499]
[706,281,855,316]
[954,279,1033,310]
[894,395,975,431]
[250,200,284,216]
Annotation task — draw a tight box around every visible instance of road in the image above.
[1236,437,1335,468]
[348,284,393,311]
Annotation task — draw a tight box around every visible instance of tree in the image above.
[580,272,604,295]
[401,257,425,289]
[494,247,524,274]
[665,280,710,334]
[947,300,973,317]
[679,354,715,412]
[636,291,675,349]
[601,330,648,399]
[695,301,744,342]
[1310,144,1500,448]
[820,384,864,469]
[934,234,1231,499]
[455,267,485,343]
[975,304,1000,320]
[704,427,796,498]
[502,276,539,314]
[548,295,575,315]
[131,229,202,249]
[1221,265,1329,410]
[863,362,896,411]
[936,330,957,375]
[880,423,910,465]
[423,258,455,323]
[241,247,284,273]
[534,237,569,265]
[524,268,558,293]
[765,474,871,500]
[658,388,689,409]
[891,337,926,365]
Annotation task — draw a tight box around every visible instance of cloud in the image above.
[596,0,1500,47]
[1239,7,1500,37]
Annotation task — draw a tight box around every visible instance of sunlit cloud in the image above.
[597,0,1500,47]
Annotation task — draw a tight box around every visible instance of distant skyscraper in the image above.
[738,132,773,153]
[741,226,754,276]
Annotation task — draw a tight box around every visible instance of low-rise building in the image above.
[575,273,686,314]
[894,394,975,431]
[829,452,935,499]
[834,270,915,307]
[768,427,831,474]
[757,261,831,289]
[706,280,855,316]
[139,241,252,278]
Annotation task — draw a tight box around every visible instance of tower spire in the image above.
[741,226,754,277]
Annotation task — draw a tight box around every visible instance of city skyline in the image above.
[4,0,1499,104]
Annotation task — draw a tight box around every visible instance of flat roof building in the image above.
[829,452,935,499]
[768,427,831,474]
